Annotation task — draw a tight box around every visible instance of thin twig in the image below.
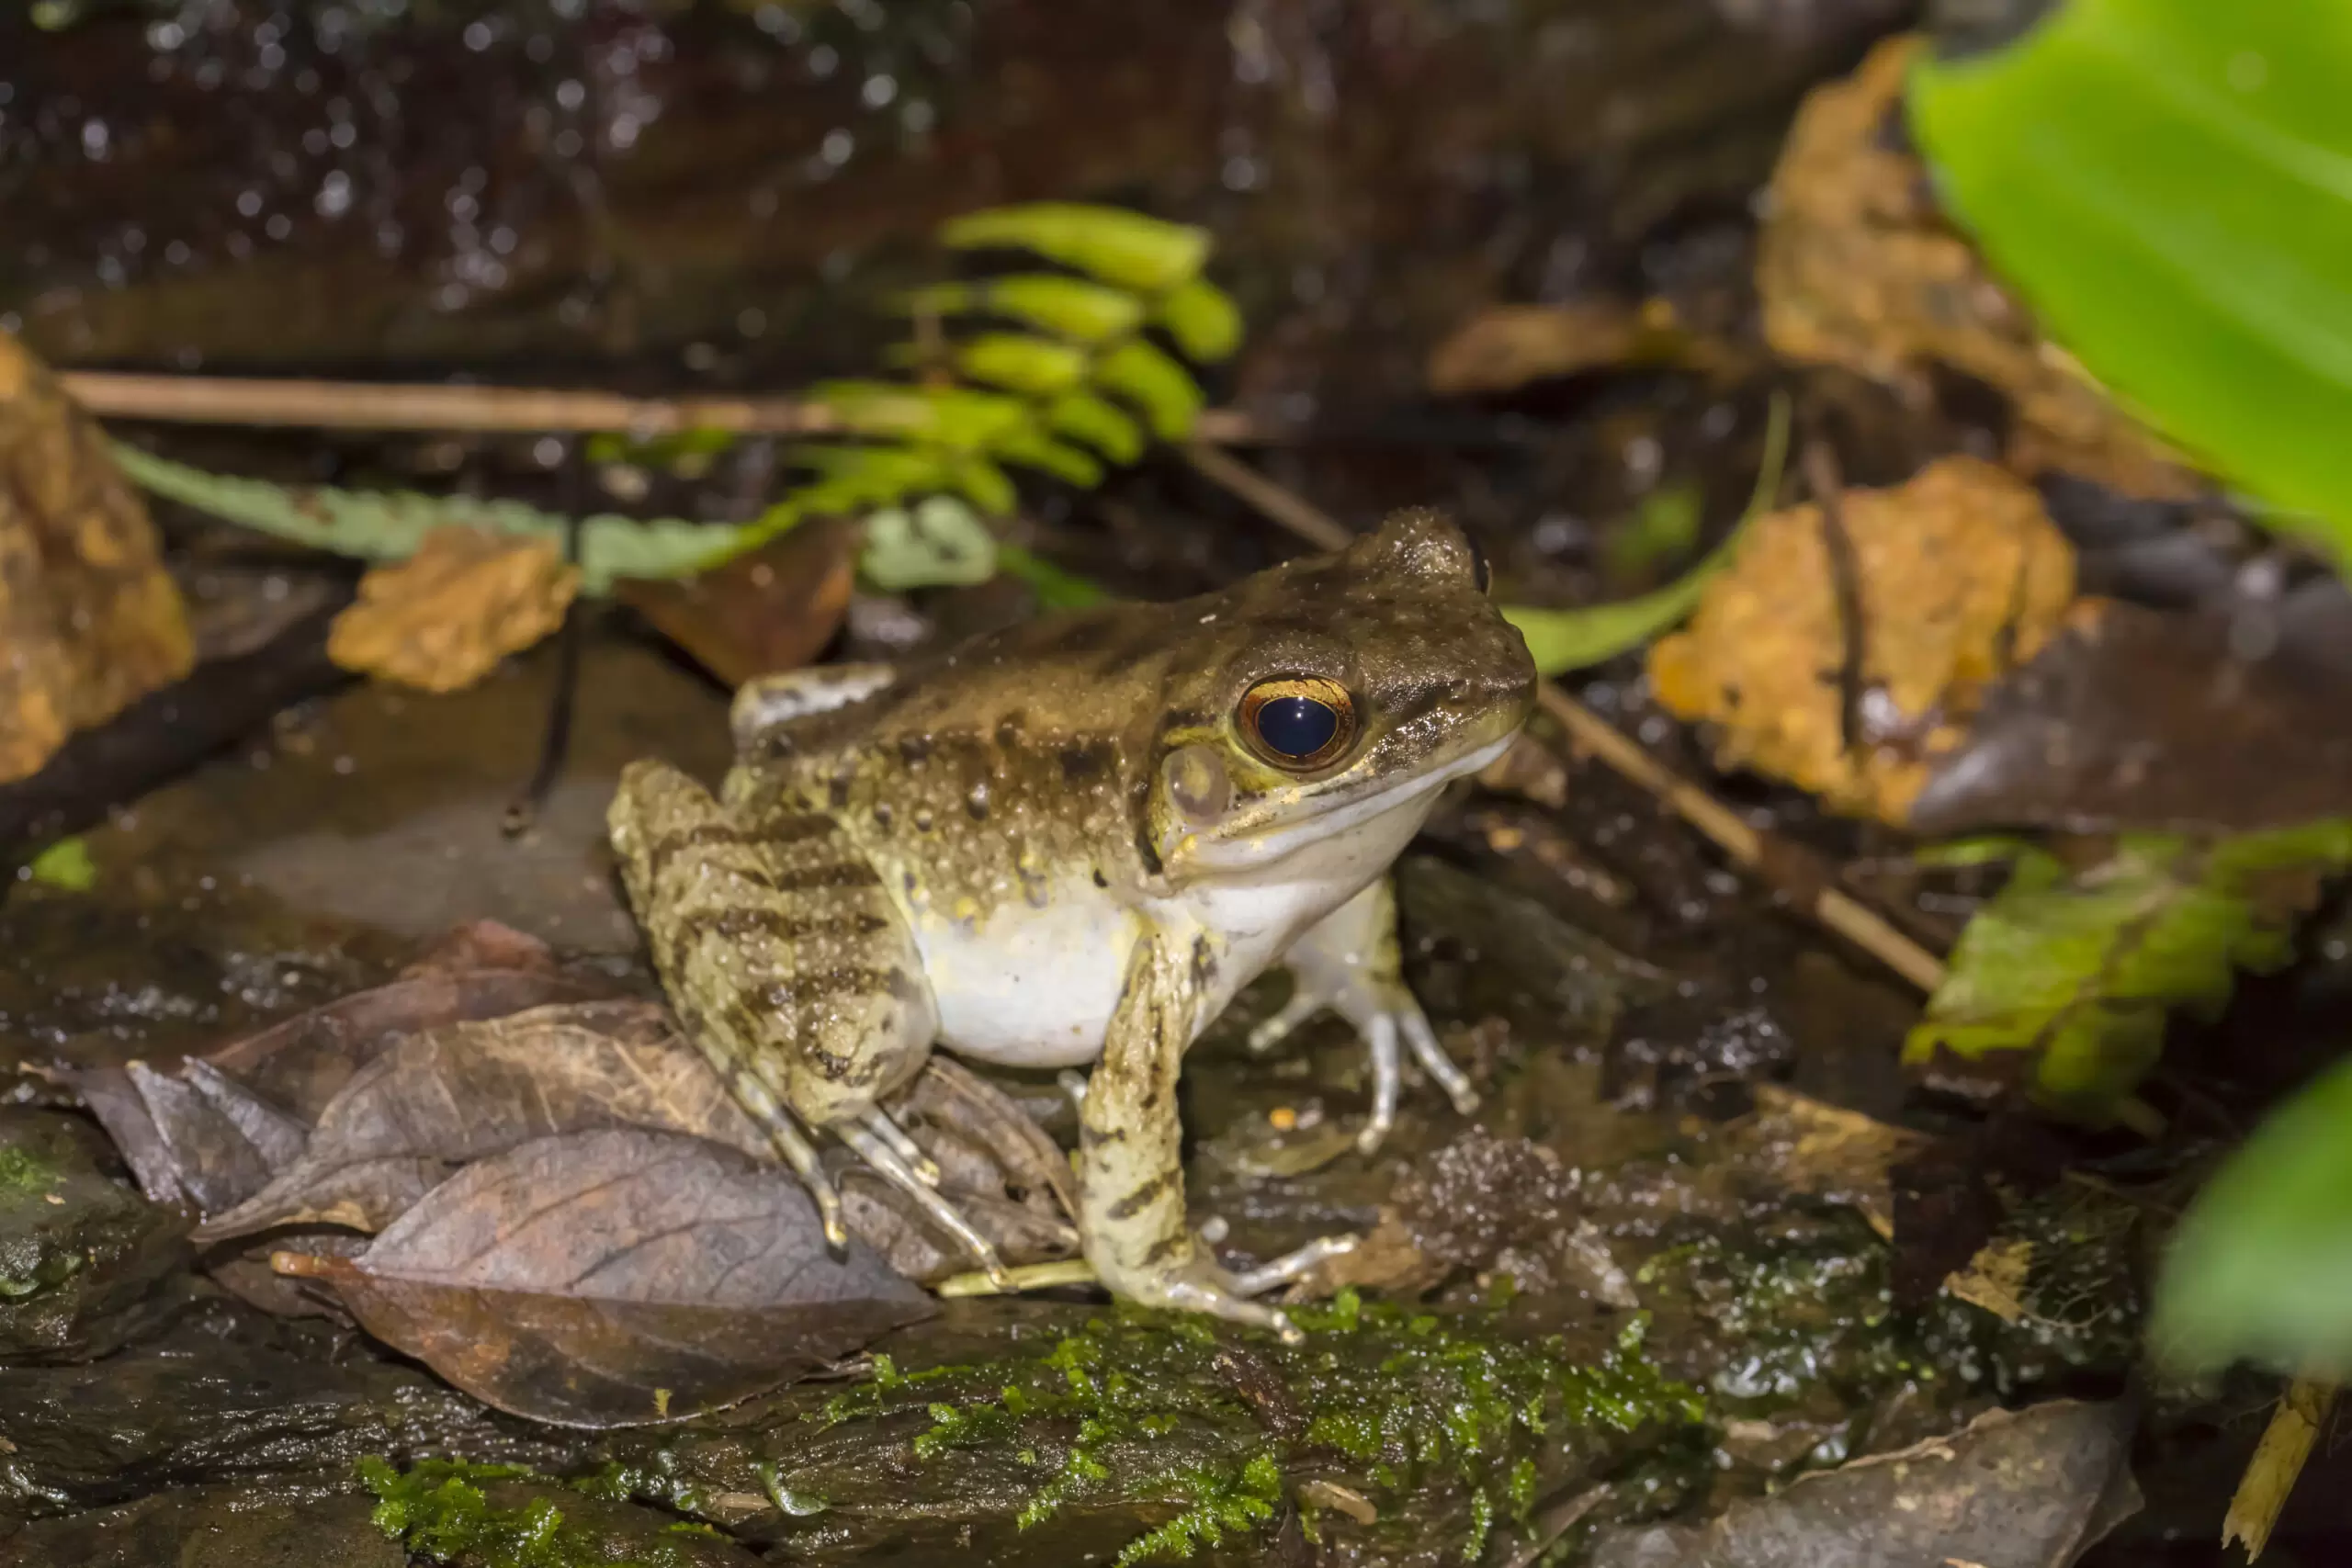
[1181,441,1352,549]
[1179,444,1950,994]
[59,369,1261,444]
[503,455,588,837]
[1802,438,1870,761]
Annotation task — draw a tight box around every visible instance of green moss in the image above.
[0,1145,62,1195]
[812,1292,1701,1562]
[1113,1454,1283,1567]
[358,1457,724,1568]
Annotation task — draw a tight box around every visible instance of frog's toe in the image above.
[858,1107,942,1188]
[1150,1273,1306,1344]
[1400,1008,1480,1117]
[1225,1233,1360,1296]
[841,1121,1012,1288]
[1245,985,1329,1054]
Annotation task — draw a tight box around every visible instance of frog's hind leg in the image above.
[612,758,997,1271]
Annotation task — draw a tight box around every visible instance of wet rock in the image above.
[1587,1398,2141,1568]
[0,1110,186,1363]
[58,629,729,964]
[0,1300,579,1517]
[0,1486,403,1568]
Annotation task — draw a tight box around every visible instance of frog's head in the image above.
[1146,507,1535,882]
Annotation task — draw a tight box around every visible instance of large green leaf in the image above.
[1906,822,2352,1122]
[2153,1054,2352,1377]
[1908,0,2352,558]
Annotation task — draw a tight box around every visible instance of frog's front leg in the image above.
[609,759,1010,1284]
[1250,876,1480,1154]
[1081,934,1358,1343]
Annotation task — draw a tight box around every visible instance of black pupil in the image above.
[1466,537,1491,593]
[1255,695,1340,759]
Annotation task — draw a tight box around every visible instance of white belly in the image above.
[910,886,1145,1068]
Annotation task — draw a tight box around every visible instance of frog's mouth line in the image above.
[1172,728,1521,875]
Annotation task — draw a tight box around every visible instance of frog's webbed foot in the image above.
[1256,878,1479,1155]
[726,1066,852,1247]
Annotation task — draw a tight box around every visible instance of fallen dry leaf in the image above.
[1647,455,2076,824]
[1908,598,2352,836]
[197,999,711,1241]
[327,524,579,694]
[1757,35,2198,503]
[277,1128,932,1427]
[615,514,859,687]
[1731,1085,1930,1241]
[1944,1236,2032,1323]
[67,921,604,1207]
[1428,298,1730,399]
[0,335,195,783]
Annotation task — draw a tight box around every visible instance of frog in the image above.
[607,507,1534,1339]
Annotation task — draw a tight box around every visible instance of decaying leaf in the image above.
[1757,35,2197,502]
[1427,298,1728,398]
[197,1000,718,1241]
[276,1128,933,1427]
[1906,823,2352,1121]
[614,515,859,687]
[1729,1085,1929,1241]
[1944,1236,2033,1323]
[1647,455,2076,824]
[0,335,195,784]
[69,923,603,1208]
[326,524,580,694]
[1587,1399,2141,1568]
[1909,599,2352,836]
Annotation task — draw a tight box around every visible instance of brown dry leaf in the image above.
[1428,297,1731,399]
[275,1128,933,1427]
[326,524,578,694]
[615,514,858,687]
[1647,455,2076,824]
[1732,1085,1930,1241]
[197,999,711,1241]
[66,922,603,1207]
[0,336,195,783]
[1945,1236,2032,1323]
[1757,35,2198,502]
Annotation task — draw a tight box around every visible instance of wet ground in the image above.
[6,2,2352,1565]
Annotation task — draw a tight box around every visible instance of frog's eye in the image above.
[1466,536,1491,594]
[1238,676,1356,770]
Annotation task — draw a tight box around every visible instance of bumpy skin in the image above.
[609,508,1535,1336]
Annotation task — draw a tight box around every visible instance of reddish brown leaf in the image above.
[197,1000,741,1241]
[277,1128,932,1427]
[615,515,859,687]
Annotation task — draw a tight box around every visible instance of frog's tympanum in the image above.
[609,509,1534,1337]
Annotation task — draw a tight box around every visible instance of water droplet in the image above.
[557,79,585,111]
[821,128,854,165]
[862,73,898,108]
[235,189,264,218]
[315,171,353,218]
[463,20,494,52]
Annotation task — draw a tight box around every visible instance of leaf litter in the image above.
[62,919,1076,1425]
[273,1128,933,1427]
